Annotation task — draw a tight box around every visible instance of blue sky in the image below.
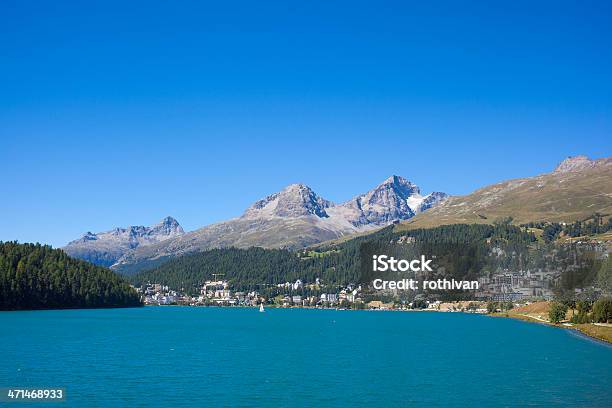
[1,1,611,247]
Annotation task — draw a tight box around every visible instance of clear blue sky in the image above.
[1,1,611,248]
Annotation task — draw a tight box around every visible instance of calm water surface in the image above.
[1,307,611,407]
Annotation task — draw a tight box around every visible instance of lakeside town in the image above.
[135,262,603,312]
[138,279,369,309]
[134,271,612,343]
[137,279,488,311]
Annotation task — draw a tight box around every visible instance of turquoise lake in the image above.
[1,307,611,407]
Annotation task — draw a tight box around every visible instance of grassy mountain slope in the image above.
[396,156,612,231]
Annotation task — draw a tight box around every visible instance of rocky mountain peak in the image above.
[161,216,180,225]
[381,174,413,186]
[151,216,184,236]
[63,216,185,268]
[553,155,612,174]
[371,175,420,202]
[554,155,593,173]
[337,175,437,227]
[243,183,331,219]
[80,231,98,241]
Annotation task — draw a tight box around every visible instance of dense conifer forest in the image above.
[0,242,142,310]
[130,223,553,294]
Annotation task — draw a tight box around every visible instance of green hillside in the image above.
[397,158,612,231]
[0,242,142,310]
[130,224,542,295]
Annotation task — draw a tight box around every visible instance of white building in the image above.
[293,279,303,290]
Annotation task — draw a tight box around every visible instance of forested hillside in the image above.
[130,223,544,294]
[0,242,142,310]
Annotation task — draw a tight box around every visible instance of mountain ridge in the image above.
[63,216,185,267]
[63,176,446,271]
[396,155,612,231]
[112,175,445,271]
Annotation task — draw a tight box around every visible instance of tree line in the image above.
[523,214,612,243]
[548,298,612,324]
[0,241,142,310]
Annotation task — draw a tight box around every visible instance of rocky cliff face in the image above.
[242,183,332,219]
[553,155,612,174]
[62,217,184,267]
[416,191,449,213]
[335,175,448,226]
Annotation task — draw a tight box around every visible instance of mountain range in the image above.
[63,216,184,267]
[63,176,446,271]
[63,155,612,273]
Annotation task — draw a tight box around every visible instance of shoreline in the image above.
[490,311,612,345]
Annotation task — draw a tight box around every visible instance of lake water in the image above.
[1,307,611,407]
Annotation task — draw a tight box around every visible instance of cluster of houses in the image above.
[475,240,610,301]
[475,269,559,302]
[140,284,185,305]
[138,280,260,306]
[277,288,361,307]
[137,280,363,307]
